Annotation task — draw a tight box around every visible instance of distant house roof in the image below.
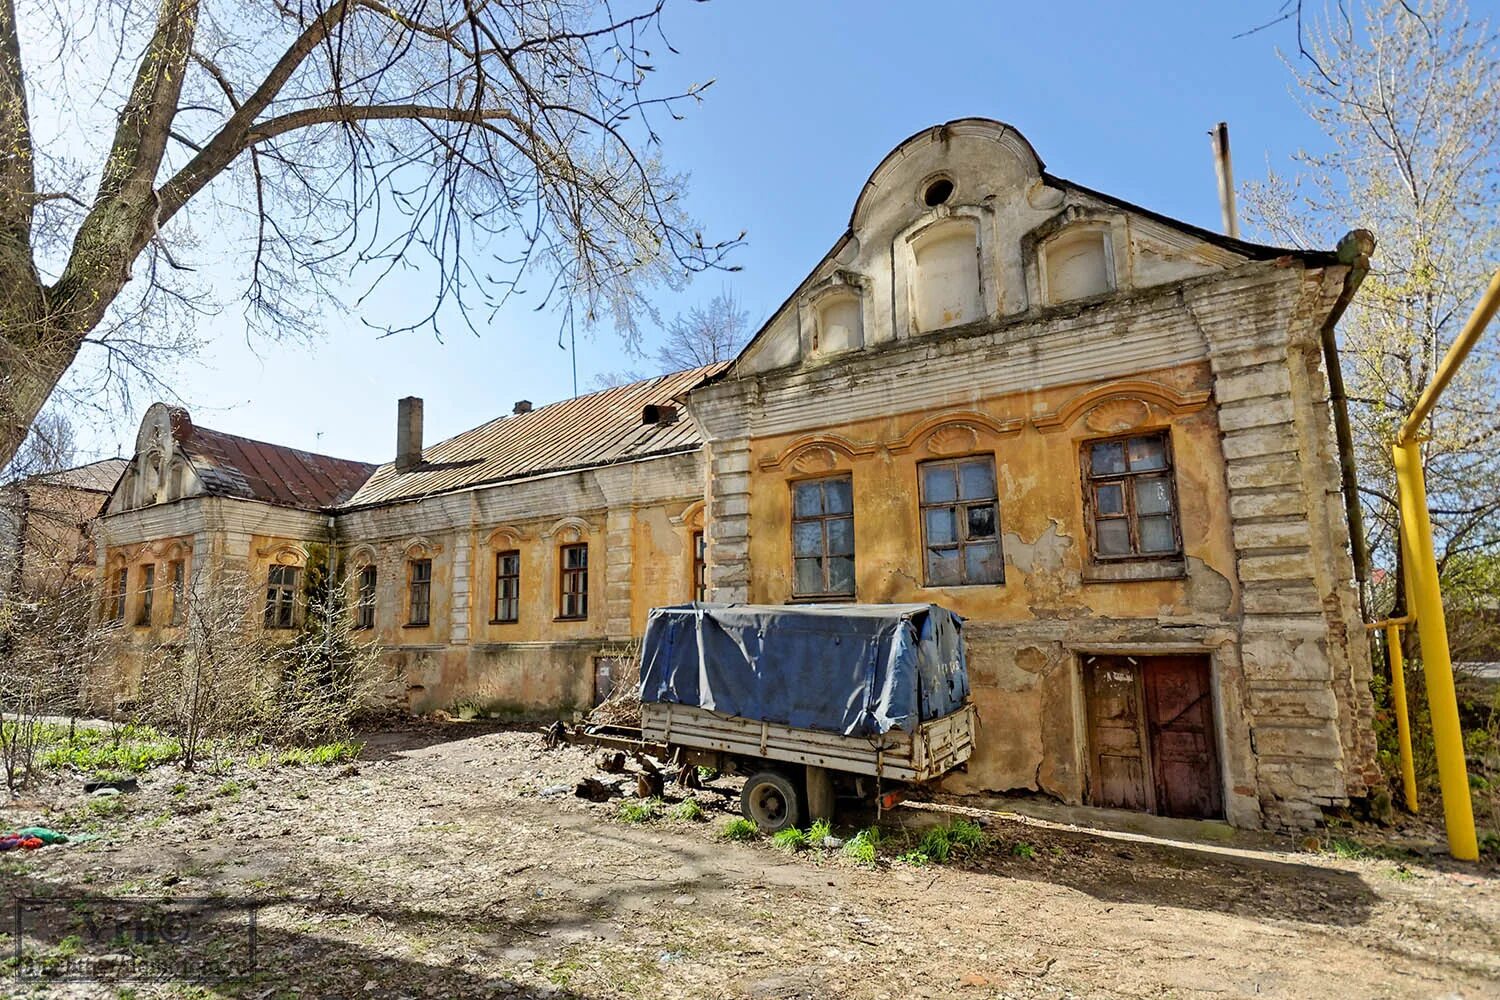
[29,457,129,493]
[343,364,726,508]
[171,414,377,511]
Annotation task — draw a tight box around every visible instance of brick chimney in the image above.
[513,400,533,415]
[396,397,423,473]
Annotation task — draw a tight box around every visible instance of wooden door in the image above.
[1083,657,1152,812]
[1084,654,1223,820]
[1144,656,1222,819]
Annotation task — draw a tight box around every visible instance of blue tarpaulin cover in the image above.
[638,603,969,738]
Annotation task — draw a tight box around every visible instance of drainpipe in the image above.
[1319,229,1377,612]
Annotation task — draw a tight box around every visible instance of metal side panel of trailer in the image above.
[641,703,975,783]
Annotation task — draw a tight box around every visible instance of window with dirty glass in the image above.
[169,559,185,625]
[1083,432,1181,560]
[137,564,155,626]
[356,564,377,630]
[791,475,855,598]
[559,544,588,619]
[693,531,707,602]
[108,567,127,622]
[407,558,432,626]
[264,564,300,629]
[919,456,1003,585]
[494,550,520,623]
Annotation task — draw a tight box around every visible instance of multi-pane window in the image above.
[137,564,155,626]
[919,456,1003,586]
[559,544,588,619]
[1084,432,1181,559]
[108,567,128,623]
[264,564,300,629]
[356,565,377,630]
[169,560,185,625]
[692,531,707,603]
[791,475,855,598]
[494,551,520,623]
[408,558,432,626]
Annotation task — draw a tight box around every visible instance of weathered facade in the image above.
[1,457,127,596]
[90,118,1377,831]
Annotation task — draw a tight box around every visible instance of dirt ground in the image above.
[1,720,1497,999]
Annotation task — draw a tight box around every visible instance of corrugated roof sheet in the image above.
[344,363,726,508]
[171,414,377,510]
[32,457,129,493]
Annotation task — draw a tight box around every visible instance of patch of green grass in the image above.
[29,723,181,773]
[948,819,987,849]
[213,780,240,800]
[896,849,930,866]
[1326,836,1370,860]
[720,818,758,841]
[618,798,661,824]
[807,818,833,843]
[1011,841,1036,860]
[1388,864,1419,882]
[245,751,273,769]
[771,827,809,851]
[669,798,706,822]
[696,766,720,782]
[842,827,880,864]
[276,740,362,767]
[917,827,953,863]
[86,795,126,819]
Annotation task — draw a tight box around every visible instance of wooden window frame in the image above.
[355,564,377,630]
[1081,430,1182,562]
[493,550,520,624]
[790,474,856,601]
[558,543,588,620]
[692,531,707,603]
[136,564,155,626]
[917,455,1004,587]
[406,558,432,627]
[263,564,301,630]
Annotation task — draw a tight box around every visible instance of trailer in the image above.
[638,602,974,831]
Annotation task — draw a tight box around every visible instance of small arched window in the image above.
[814,293,863,355]
[912,219,982,332]
[166,459,187,501]
[1044,227,1114,303]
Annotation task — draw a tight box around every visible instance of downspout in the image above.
[1319,229,1377,616]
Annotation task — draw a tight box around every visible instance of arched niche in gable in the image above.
[798,271,869,359]
[1022,206,1131,308]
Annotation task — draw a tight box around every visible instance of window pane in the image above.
[964,541,1002,584]
[826,517,854,556]
[1091,441,1126,476]
[1096,519,1131,556]
[1139,515,1176,553]
[922,465,958,504]
[1135,476,1173,515]
[1095,482,1124,515]
[793,482,823,517]
[823,477,853,515]
[1129,435,1167,471]
[925,507,957,545]
[926,547,961,586]
[959,460,994,500]
[793,521,824,556]
[794,557,823,594]
[500,553,518,574]
[966,504,996,539]
[828,556,855,595]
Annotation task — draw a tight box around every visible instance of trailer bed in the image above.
[641,702,974,783]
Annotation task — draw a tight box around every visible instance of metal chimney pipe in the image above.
[1211,122,1239,240]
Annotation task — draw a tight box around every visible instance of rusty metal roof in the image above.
[171,414,377,511]
[343,364,726,509]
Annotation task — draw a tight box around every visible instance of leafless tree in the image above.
[1,409,74,483]
[1243,0,1500,631]
[0,0,739,471]
[592,288,748,388]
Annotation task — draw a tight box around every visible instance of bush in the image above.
[720,818,758,841]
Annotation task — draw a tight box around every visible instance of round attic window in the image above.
[922,177,955,207]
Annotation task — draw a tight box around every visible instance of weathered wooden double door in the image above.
[1083,654,1223,820]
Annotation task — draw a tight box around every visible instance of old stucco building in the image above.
[91,118,1377,831]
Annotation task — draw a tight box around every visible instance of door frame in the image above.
[1072,647,1229,820]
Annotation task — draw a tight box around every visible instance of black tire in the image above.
[741,770,802,833]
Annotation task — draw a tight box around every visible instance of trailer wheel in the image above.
[741,770,802,833]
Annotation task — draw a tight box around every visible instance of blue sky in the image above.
[68,2,1408,463]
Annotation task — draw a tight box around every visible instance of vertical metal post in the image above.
[1392,440,1477,860]
[1384,623,1418,814]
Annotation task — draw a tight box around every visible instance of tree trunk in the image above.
[0,257,76,474]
